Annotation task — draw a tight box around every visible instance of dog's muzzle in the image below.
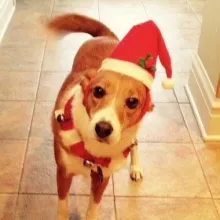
[95,121,113,139]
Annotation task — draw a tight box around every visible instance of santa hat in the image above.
[99,20,174,90]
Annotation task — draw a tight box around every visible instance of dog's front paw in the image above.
[130,165,143,182]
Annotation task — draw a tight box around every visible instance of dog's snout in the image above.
[95,121,113,138]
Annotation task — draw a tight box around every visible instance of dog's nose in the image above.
[95,121,113,138]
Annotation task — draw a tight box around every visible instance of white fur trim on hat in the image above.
[162,78,175,89]
[99,58,154,89]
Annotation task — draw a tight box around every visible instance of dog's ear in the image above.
[80,69,97,106]
[80,69,97,91]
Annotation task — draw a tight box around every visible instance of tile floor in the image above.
[1,0,220,219]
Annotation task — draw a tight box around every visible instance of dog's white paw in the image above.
[130,165,143,182]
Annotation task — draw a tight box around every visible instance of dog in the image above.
[48,14,155,220]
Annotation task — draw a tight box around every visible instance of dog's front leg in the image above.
[130,144,143,182]
[57,167,73,220]
[86,171,110,220]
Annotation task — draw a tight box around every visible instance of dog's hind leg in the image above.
[86,171,110,220]
[57,167,73,220]
[130,143,143,182]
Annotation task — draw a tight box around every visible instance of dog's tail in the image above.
[47,13,118,40]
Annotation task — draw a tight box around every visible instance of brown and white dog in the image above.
[48,14,154,220]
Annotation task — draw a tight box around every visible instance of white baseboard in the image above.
[185,52,220,142]
[0,0,15,43]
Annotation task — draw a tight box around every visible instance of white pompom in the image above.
[162,78,175,89]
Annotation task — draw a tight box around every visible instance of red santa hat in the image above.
[99,20,174,90]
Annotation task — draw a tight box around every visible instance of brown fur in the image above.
[90,171,110,204]
[84,70,148,128]
[49,13,152,219]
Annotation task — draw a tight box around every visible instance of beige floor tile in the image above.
[99,0,146,13]
[0,71,40,101]
[116,198,219,220]
[54,0,98,9]
[164,29,200,50]
[143,1,193,15]
[46,33,90,50]
[0,194,17,220]
[52,0,99,18]
[100,12,148,39]
[0,140,27,192]
[20,138,113,195]
[180,104,204,144]
[0,45,45,71]
[0,101,34,139]
[157,49,194,73]
[68,196,115,220]
[30,102,54,140]
[114,143,210,197]
[7,11,49,30]
[1,33,46,48]
[16,0,53,13]
[150,13,201,30]
[42,48,77,72]
[173,72,189,103]
[100,12,147,27]
[214,200,220,217]
[137,103,191,143]
[1,11,48,46]
[37,71,68,101]
[52,9,99,20]
[16,195,115,220]
[195,143,220,198]
[15,194,57,220]
[151,75,177,103]
[19,138,56,194]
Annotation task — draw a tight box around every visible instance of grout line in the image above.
[112,175,118,220]
[0,100,181,104]
[33,99,55,103]
[141,0,149,18]
[0,191,216,200]
[0,100,35,103]
[0,138,28,141]
[177,95,220,219]
[186,0,203,24]
[13,0,56,217]
[138,140,192,144]
[13,78,41,219]
[0,138,53,142]
[97,0,100,21]
[191,142,220,219]
[110,195,214,199]
[0,138,193,144]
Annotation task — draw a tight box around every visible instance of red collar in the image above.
[69,141,130,168]
[58,96,131,168]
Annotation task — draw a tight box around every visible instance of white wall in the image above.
[186,0,220,141]
[0,0,16,43]
[198,0,220,92]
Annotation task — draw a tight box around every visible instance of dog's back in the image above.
[47,14,119,108]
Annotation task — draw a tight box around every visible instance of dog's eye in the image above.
[93,86,106,98]
[126,98,139,109]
